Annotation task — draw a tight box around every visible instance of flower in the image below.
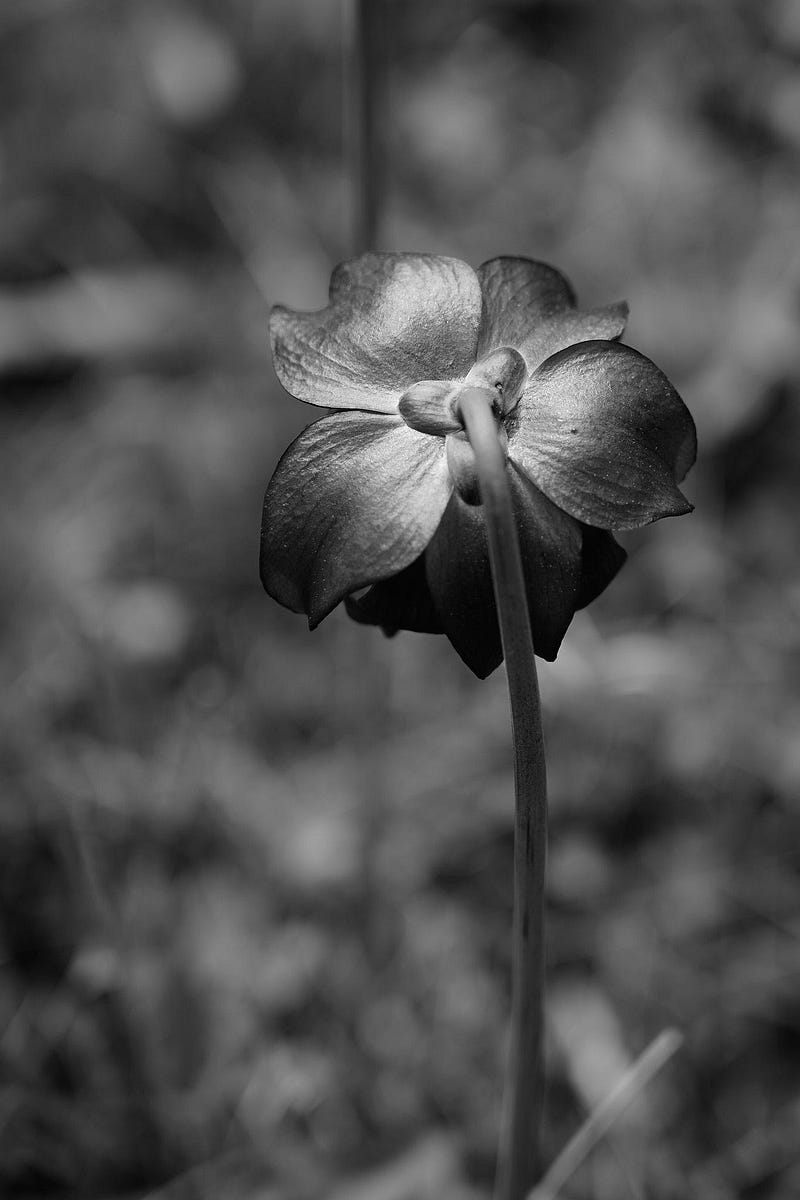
[261,254,696,678]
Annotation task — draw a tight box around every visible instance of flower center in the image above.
[446,396,509,506]
[398,346,526,436]
[397,347,526,505]
[464,347,527,416]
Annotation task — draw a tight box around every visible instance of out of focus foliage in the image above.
[1,2,799,1197]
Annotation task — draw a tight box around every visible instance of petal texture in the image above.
[260,412,452,627]
[477,257,627,373]
[270,253,482,413]
[478,257,576,350]
[508,341,697,530]
[424,467,584,677]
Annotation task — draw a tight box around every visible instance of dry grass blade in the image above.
[527,1029,684,1200]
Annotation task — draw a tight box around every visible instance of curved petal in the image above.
[517,303,628,375]
[260,412,452,627]
[345,555,443,634]
[508,466,584,659]
[477,257,576,353]
[576,526,627,610]
[424,492,501,678]
[476,257,627,373]
[270,253,482,413]
[424,467,584,677]
[508,341,697,530]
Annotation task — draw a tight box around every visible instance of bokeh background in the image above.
[2,1,800,1197]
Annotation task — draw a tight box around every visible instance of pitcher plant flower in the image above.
[260,252,695,1200]
[260,252,696,677]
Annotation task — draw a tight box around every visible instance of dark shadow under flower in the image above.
[262,253,695,677]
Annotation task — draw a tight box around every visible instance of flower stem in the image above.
[458,389,548,1200]
[344,0,379,252]
[343,0,391,966]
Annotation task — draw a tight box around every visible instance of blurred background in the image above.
[2,1,800,1197]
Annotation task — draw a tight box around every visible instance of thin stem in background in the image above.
[342,0,393,967]
[528,1029,683,1200]
[458,389,548,1200]
[343,0,380,253]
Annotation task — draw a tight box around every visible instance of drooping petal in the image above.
[508,340,697,530]
[576,526,627,610]
[260,411,453,627]
[424,467,584,677]
[476,257,627,373]
[423,492,501,678]
[508,466,584,659]
[270,253,482,413]
[345,555,443,634]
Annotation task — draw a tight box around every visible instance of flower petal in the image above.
[260,412,453,627]
[478,257,576,351]
[423,492,502,678]
[507,466,584,659]
[424,467,584,677]
[508,341,697,530]
[576,526,627,610]
[345,555,443,634]
[270,253,482,413]
[476,257,627,373]
[517,303,628,375]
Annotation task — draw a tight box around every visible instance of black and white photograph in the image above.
[1,2,799,1198]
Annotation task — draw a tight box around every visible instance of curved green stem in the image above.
[458,389,548,1200]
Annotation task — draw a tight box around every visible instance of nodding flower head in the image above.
[261,253,696,677]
